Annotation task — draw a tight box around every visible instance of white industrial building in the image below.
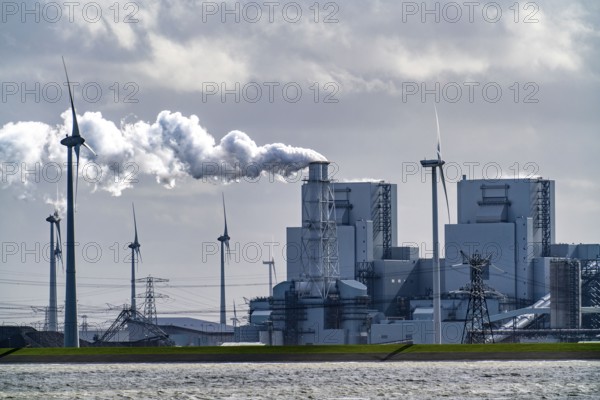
[237,163,600,344]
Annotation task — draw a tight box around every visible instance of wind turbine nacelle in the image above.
[420,159,445,167]
[60,135,85,147]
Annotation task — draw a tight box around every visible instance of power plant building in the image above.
[238,163,600,344]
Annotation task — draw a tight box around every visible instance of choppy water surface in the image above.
[0,361,598,399]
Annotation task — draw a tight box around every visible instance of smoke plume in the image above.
[0,110,326,196]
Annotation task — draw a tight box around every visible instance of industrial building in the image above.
[237,162,600,344]
[157,318,234,346]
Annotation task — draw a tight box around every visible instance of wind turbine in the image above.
[128,203,142,316]
[60,57,96,347]
[419,105,450,344]
[230,300,240,328]
[263,240,277,297]
[217,193,231,325]
[263,258,277,297]
[45,209,63,332]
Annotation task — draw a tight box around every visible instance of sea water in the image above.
[0,361,598,399]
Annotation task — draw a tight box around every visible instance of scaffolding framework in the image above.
[568,261,581,329]
[373,183,392,259]
[536,180,552,257]
[94,307,172,345]
[582,260,600,329]
[301,162,340,299]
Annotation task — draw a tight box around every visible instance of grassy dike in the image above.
[1,343,599,363]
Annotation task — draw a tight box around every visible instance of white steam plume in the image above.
[0,110,327,196]
[44,191,67,216]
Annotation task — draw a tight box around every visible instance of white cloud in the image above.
[136,34,250,91]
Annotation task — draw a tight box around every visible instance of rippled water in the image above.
[0,361,598,399]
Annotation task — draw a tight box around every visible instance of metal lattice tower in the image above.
[43,307,50,331]
[461,251,495,344]
[373,183,392,259]
[31,306,49,331]
[136,276,169,325]
[81,315,89,333]
[301,162,340,299]
[536,180,552,257]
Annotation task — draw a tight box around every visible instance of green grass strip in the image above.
[2,342,599,357]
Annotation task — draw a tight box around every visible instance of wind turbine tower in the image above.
[419,106,450,344]
[60,57,96,347]
[128,204,142,315]
[45,210,62,332]
[231,301,240,328]
[217,194,231,325]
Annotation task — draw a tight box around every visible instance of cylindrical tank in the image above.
[308,161,328,181]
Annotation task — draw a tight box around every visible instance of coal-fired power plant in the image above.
[234,162,600,345]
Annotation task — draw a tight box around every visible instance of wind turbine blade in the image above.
[435,104,442,162]
[55,223,64,272]
[222,193,228,237]
[136,248,142,264]
[62,57,80,138]
[490,263,506,273]
[272,258,278,283]
[57,249,64,272]
[434,105,451,223]
[233,301,237,320]
[55,220,63,250]
[74,144,80,211]
[225,240,231,263]
[132,203,139,244]
[439,166,451,224]
[83,142,97,157]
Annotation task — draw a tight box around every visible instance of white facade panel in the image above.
[337,225,356,279]
[355,219,373,263]
[445,223,516,298]
[515,216,535,302]
[286,227,302,281]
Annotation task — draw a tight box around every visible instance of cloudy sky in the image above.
[1,0,599,328]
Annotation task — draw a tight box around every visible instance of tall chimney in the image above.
[300,161,339,298]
